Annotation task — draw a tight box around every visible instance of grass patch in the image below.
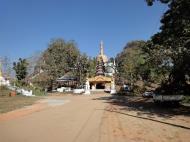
[0,95,41,113]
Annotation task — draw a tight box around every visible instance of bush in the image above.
[32,87,46,96]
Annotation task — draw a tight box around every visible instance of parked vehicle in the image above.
[142,91,154,98]
[123,85,130,92]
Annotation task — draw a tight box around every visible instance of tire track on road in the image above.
[100,104,127,142]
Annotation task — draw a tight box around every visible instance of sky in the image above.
[0,0,168,62]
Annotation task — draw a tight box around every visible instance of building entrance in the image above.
[96,83,105,89]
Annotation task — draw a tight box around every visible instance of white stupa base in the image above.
[84,90,91,95]
[110,89,116,94]
[0,77,10,86]
[73,89,85,94]
[17,89,35,96]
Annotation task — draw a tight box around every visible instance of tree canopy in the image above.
[33,38,97,89]
[13,58,28,82]
[145,0,190,94]
[146,0,171,6]
[116,41,146,86]
[36,39,80,88]
[43,39,80,79]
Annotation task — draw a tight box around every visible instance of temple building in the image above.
[88,41,115,91]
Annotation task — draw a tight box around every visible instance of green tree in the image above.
[88,57,96,78]
[33,38,98,89]
[116,41,146,86]
[142,41,172,84]
[38,39,80,89]
[146,0,190,94]
[13,58,28,82]
[74,53,90,85]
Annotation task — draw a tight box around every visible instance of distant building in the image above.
[56,73,78,88]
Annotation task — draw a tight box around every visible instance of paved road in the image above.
[0,94,190,142]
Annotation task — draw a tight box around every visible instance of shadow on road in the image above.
[93,95,190,118]
[92,95,190,130]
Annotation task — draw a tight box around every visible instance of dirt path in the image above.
[0,94,190,142]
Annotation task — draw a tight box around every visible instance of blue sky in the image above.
[0,0,167,61]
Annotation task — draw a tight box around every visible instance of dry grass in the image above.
[0,86,11,96]
[0,95,41,113]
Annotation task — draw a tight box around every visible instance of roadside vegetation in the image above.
[0,95,40,113]
[30,39,97,90]
[116,0,190,97]
[0,86,40,113]
[0,85,11,96]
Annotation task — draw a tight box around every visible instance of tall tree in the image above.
[146,0,190,94]
[74,53,90,85]
[39,39,80,88]
[88,57,96,78]
[142,41,172,84]
[13,58,28,82]
[116,41,146,86]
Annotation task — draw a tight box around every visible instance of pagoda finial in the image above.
[100,40,104,55]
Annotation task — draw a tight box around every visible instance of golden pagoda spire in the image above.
[97,40,108,63]
[100,40,104,55]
